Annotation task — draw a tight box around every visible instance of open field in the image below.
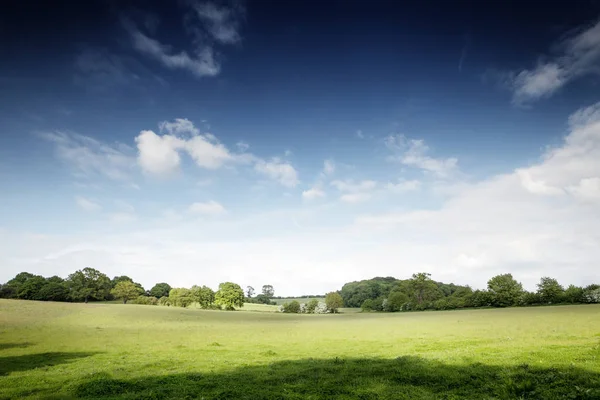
[1,300,600,399]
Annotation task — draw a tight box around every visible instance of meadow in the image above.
[1,299,600,399]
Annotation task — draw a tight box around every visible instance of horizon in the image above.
[1,0,600,296]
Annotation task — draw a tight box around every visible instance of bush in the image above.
[361,299,375,311]
[135,295,158,305]
[158,296,171,306]
[281,300,301,313]
[313,302,329,314]
[584,288,600,303]
[305,299,319,313]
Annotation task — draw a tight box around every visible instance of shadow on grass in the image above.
[75,356,600,399]
[0,352,99,376]
[0,342,33,351]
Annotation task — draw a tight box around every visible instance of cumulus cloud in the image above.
[125,2,243,78]
[254,158,299,188]
[188,200,227,215]
[75,196,102,212]
[385,134,458,178]
[506,19,600,105]
[40,131,136,181]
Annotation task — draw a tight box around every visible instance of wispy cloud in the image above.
[385,134,458,178]
[503,19,600,105]
[125,2,244,78]
[75,196,102,212]
[302,187,326,201]
[254,158,299,188]
[40,131,136,181]
[386,179,421,193]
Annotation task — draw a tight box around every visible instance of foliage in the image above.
[149,283,172,299]
[191,285,215,309]
[385,291,409,312]
[305,298,319,313]
[169,288,194,308]
[281,300,301,313]
[325,292,343,313]
[134,295,158,305]
[158,296,171,306]
[250,294,276,305]
[536,277,564,304]
[37,280,70,302]
[261,285,275,298]
[246,286,255,298]
[66,268,112,303]
[564,285,585,303]
[215,282,245,311]
[111,281,144,304]
[487,274,524,307]
[408,272,441,305]
[584,288,600,303]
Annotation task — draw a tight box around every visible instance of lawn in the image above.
[1,300,599,399]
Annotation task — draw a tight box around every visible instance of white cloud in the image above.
[193,2,243,44]
[189,200,226,215]
[75,196,102,212]
[323,159,335,175]
[507,20,600,105]
[254,158,299,187]
[130,30,219,78]
[386,179,421,193]
[41,131,136,181]
[135,130,184,176]
[340,193,371,203]
[302,187,326,200]
[185,135,233,169]
[385,134,458,178]
[236,141,249,152]
[159,118,200,137]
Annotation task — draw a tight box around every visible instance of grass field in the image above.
[1,300,600,399]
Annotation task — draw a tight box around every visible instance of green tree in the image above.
[564,285,584,303]
[246,286,255,298]
[487,273,524,307]
[361,298,375,311]
[66,268,111,303]
[408,273,440,305]
[191,285,215,308]
[149,283,172,299]
[281,300,301,313]
[38,278,69,302]
[111,281,144,304]
[111,276,145,294]
[3,272,37,298]
[169,288,194,307]
[261,285,275,298]
[306,298,319,313]
[385,291,409,312]
[325,292,343,313]
[253,294,272,304]
[16,275,46,300]
[215,282,245,310]
[536,277,564,304]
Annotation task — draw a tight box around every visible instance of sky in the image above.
[1,0,600,295]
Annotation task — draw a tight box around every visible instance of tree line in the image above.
[340,273,600,312]
[0,268,278,311]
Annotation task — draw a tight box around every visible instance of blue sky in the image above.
[1,0,600,295]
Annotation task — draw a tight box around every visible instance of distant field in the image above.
[1,300,600,399]
[271,297,325,305]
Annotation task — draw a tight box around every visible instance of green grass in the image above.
[1,300,599,399]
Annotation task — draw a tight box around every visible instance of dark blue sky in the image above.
[1,0,600,293]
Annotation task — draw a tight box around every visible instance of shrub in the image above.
[158,296,171,306]
[281,300,301,313]
[135,295,158,305]
[584,288,600,303]
[361,299,375,311]
[305,298,320,313]
[313,302,329,314]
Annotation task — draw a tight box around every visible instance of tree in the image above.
[408,273,439,305]
[246,286,255,298]
[306,298,319,313]
[169,288,194,307]
[564,285,584,303]
[111,281,143,304]
[215,282,245,310]
[111,276,145,295]
[325,292,343,313]
[3,272,36,299]
[281,300,301,313]
[253,294,272,304]
[66,268,111,303]
[487,273,524,307]
[149,283,172,299]
[16,275,46,300]
[385,291,409,312]
[191,285,215,308]
[261,285,274,299]
[38,279,69,302]
[536,277,564,304]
